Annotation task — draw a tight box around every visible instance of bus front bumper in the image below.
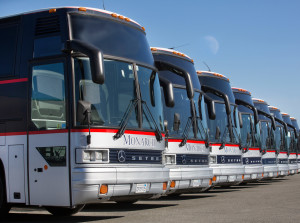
[243,165,264,181]
[71,166,169,205]
[211,165,245,186]
[167,166,213,193]
[263,165,279,178]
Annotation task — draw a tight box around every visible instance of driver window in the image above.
[31,63,66,130]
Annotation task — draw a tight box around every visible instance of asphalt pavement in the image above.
[3,174,300,223]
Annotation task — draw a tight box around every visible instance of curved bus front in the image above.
[198,72,245,186]
[152,48,213,193]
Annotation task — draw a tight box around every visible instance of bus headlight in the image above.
[210,156,216,164]
[163,154,176,165]
[76,149,109,163]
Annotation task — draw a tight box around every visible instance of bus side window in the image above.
[31,63,66,130]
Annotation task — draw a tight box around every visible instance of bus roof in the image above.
[151,47,194,63]
[252,98,268,105]
[197,70,230,82]
[0,6,144,31]
[232,87,251,95]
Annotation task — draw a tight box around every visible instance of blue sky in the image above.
[1,0,300,122]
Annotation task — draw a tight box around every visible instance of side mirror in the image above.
[66,40,105,84]
[253,107,259,125]
[77,100,92,124]
[173,113,181,131]
[224,94,231,115]
[159,76,175,107]
[238,112,243,128]
[215,126,221,140]
[204,95,216,120]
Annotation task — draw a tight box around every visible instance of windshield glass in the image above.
[287,130,296,153]
[240,113,260,148]
[162,87,193,138]
[206,102,230,143]
[195,92,207,140]
[274,126,286,152]
[74,58,163,130]
[138,65,164,130]
[260,121,274,150]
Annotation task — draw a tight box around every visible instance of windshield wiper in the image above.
[141,100,163,142]
[179,117,193,147]
[113,99,139,140]
[219,126,229,150]
[196,117,210,148]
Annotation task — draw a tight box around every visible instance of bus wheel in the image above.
[45,204,85,216]
[0,177,10,216]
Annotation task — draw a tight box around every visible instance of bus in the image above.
[232,88,263,182]
[151,47,213,194]
[252,99,278,179]
[0,7,169,216]
[281,113,298,175]
[197,71,245,186]
[290,117,300,172]
[268,106,289,177]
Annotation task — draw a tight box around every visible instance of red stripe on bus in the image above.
[0,78,28,85]
[0,132,27,136]
[29,129,68,135]
[211,144,240,147]
[71,129,165,137]
[243,148,260,151]
[168,139,205,144]
[267,150,277,153]
[280,152,287,154]
[290,153,297,155]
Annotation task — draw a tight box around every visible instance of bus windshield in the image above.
[206,102,229,143]
[274,126,285,152]
[260,121,273,150]
[74,58,163,130]
[162,87,193,138]
[240,114,261,148]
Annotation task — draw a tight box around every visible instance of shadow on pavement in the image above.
[84,202,177,212]
[2,213,122,223]
[156,194,215,201]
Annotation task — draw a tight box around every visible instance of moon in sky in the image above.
[204,36,219,55]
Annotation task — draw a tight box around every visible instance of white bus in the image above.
[151,48,213,194]
[0,7,169,216]
[197,71,245,186]
[232,88,264,182]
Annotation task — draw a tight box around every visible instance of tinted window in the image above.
[70,14,154,66]
[0,24,18,77]
[34,36,62,58]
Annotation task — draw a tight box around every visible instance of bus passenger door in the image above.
[28,61,70,206]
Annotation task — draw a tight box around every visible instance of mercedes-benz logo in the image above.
[221,156,225,163]
[245,158,249,164]
[182,155,187,164]
[118,150,126,163]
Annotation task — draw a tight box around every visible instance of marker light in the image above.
[242,175,245,180]
[209,179,212,185]
[78,7,87,12]
[118,15,125,20]
[44,165,48,170]
[49,9,56,13]
[142,27,146,31]
[100,184,108,194]
[111,13,118,18]
[170,181,176,188]
[212,176,217,182]
[262,173,264,178]
[125,17,131,22]
[163,182,167,190]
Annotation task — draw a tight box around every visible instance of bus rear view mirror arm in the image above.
[65,40,105,84]
[155,61,194,99]
[159,76,175,107]
[235,99,259,125]
[201,85,231,115]
[204,94,216,120]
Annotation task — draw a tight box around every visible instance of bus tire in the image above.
[0,176,10,216]
[45,204,85,216]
